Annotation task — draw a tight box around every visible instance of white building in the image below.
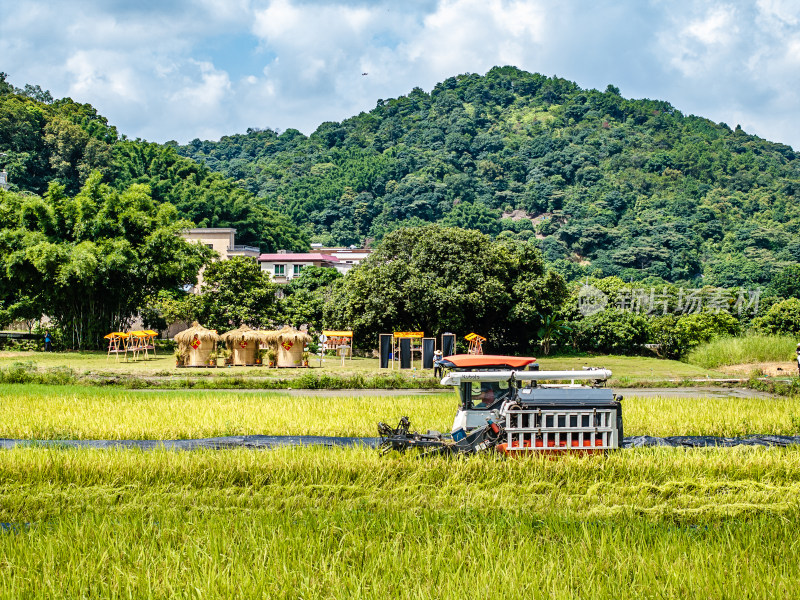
[258,251,340,283]
[309,244,373,275]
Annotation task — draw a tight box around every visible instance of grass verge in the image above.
[0,351,730,390]
[685,335,798,369]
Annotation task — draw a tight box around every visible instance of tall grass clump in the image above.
[0,362,77,385]
[685,335,798,369]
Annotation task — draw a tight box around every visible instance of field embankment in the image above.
[0,351,735,389]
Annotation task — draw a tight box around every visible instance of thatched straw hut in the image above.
[220,325,265,366]
[174,322,221,366]
[262,327,311,367]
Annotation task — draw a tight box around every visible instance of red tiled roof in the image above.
[258,253,340,262]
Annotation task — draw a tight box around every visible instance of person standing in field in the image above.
[44,330,52,352]
[433,350,444,378]
[796,343,800,377]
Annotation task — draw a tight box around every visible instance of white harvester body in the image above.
[441,361,622,453]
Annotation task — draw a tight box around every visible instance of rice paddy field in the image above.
[2,384,800,598]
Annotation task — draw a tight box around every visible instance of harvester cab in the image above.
[378,354,623,456]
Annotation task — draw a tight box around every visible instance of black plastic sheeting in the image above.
[422,338,436,369]
[0,436,381,451]
[623,435,800,448]
[2,435,800,451]
[399,338,411,369]
[441,333,455,357]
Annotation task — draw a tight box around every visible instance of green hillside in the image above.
[0,74,307,252]
[2,68,799,288]
[178,66,800,286]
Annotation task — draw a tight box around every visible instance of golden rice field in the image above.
[0,384,798,439]
[1,384,800,598]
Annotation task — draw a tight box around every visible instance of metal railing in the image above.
[502,407,619,450]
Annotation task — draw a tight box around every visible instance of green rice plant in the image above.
[0,385,457,439]
[4,446,800,521]
[685,335,798,369]
[1,446,800,598]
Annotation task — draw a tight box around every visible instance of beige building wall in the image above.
[183,228,236,258]
[181,228,260,290]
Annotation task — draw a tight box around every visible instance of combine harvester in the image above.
[378,354,623,456]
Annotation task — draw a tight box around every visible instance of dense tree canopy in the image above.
[0,76,307,253]
[326,225,568,352]
[4,68,799,288]
[196,257,277,331]
[754,298,800,336]
[0,174,211,348]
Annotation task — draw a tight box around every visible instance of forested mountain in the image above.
[0,74,307,252]
[177,66,800,287]
[3,68,799,288]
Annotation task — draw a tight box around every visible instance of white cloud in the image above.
[169,61,232,109]
[65,51,143,103]
[660,5,740,77]
[402,0,544,73]
[756,0,799,26]
[686,6,738,45]
[3,0,800,150]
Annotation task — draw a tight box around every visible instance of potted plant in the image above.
[266,348,277,368]
[219,347,232,366]
[174,349,185,368]
[207,351,218,367]
[302,351,310,367]
[256,348,266,365]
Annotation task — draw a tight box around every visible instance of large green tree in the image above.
[754,298,800,336]
[277,265,342,331]
[0,174,211,348]
[0,80,309,253]
[196,256,277,331]
[326,225,568,351]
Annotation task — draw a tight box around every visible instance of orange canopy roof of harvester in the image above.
[441,354,537,369]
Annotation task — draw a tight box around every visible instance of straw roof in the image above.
[174,322,221,347]
[219,324,266,345]
[262,326,312,345]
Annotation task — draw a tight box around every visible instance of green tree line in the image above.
[0,175,211,348]
[143,226,800,357]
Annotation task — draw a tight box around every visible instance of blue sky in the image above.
[2,0,800,148]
